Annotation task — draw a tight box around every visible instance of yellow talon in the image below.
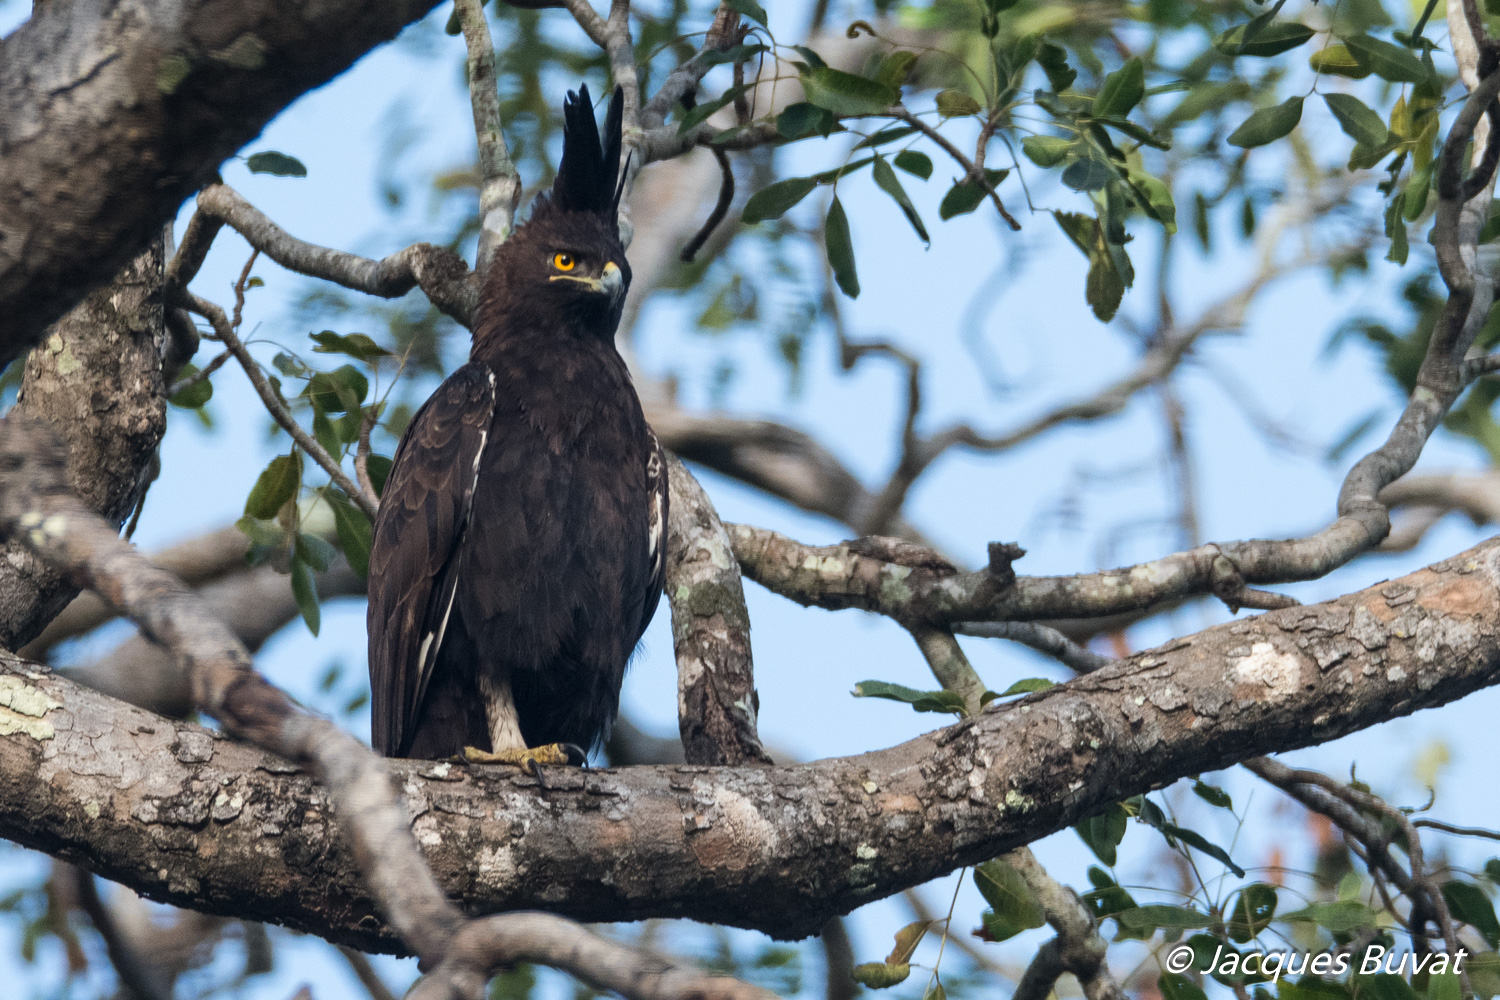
[460,743,574,767]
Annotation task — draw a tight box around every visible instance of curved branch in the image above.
[7,531,1500,947]
[193,186,478,328]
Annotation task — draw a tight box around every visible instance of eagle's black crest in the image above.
[543,83,625,221]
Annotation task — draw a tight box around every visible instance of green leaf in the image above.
[309,330,391,361]
[893,150,933,180]
[1159,973,1210,1000]
[1094,57,1145,118]
[1022,135,1074,167]
[1096,115,1171,149]
[1310,43,1372,78]
[1442,880,1500,948]
[1037,42,1076,92]
[1215,21,1316,57]
[1429,973,1462,1000]
[922,983,945,1000]
[1075,802,1128,866]
[743,178,819,224]
[872,156,929,243]
[678,84,751,134]
[304,364,369,414]
[937,168,1008,220]
[235,516,289,566]
[1226,883,1278,942]
[1278,900,1378,932]
[295,531,336,573]
[1001,677,1056,695]
[366,455,392,498]
[1404,160,1435,220]
[724,0,767,25]
[1360,975,1419,1000]
[801,67,899,116]
[777,102,837,140]
[851,963,910,989]
[246,151,307,177]
[168,364,213,409]
[1191,780,1233,809]
[1062,157,1113,192]
[825,197,859,298]
[1385,192,1409,265]
[1115,904,1212,933]
[854,126,918,149]
[312,407,341,462]
[697,43,769,69]
[852,680,968,715]
[885,921,931,964]
[876,51,919,89]
[1227,96,1304,148]
[936,89,982,117]
[1324,93,1389,148]
[973,860,1045,940]
[1126,165,1176,233]
[791,45,827,70]
[1344,34,1428,83]
[324,490,372,578]
[244,452,302,519]
[291,555,321,636]
[1082,866,1137,918]
[1160,822,1245,876]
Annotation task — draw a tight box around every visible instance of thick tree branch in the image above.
[0,232,171,651]
[7,532,1500,946]
[665,456,772,766]
[0,0,445,362]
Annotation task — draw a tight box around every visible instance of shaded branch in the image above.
[665,455,773,766]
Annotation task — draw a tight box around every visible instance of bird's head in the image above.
[477,84,633,342]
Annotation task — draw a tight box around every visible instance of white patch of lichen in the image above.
[0,676,60,740]
[1232,642,1302,700]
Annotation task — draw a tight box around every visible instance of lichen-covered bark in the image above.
[665,456,771,766]
[0,232,170,649]
[0,0,442,362]
[5,537,1500,950]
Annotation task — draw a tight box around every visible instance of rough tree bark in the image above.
[4,534,1500,949]
[0,232,171,649]
[0,0,443,363]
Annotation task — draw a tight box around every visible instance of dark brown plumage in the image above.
[366,84,667,761]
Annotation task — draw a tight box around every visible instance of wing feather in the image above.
[366,363,495,757]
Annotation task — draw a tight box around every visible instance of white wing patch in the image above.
[646,431,665,580]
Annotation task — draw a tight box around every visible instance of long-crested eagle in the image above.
[366,84,667,766]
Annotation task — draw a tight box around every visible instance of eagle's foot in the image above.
[460,743,586,767]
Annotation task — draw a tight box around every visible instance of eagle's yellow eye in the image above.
[552,253,576,271]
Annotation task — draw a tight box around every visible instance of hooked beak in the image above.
[551,260,625,302]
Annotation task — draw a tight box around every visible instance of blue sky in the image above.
[6,2,1500,997]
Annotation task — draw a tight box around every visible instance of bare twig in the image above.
[1006,848,1125,1000]
[193,187,478,328]
[339,946,401,1000]
[1412,818,1500,841]
[455,0,523,274]
[167,348,231,399]
[72,868,173,1000]
[180,291,379,519]
[357,407,380,503]
[890,107,1019,230]
[957,621,1116,674]
[680,148,735,263]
